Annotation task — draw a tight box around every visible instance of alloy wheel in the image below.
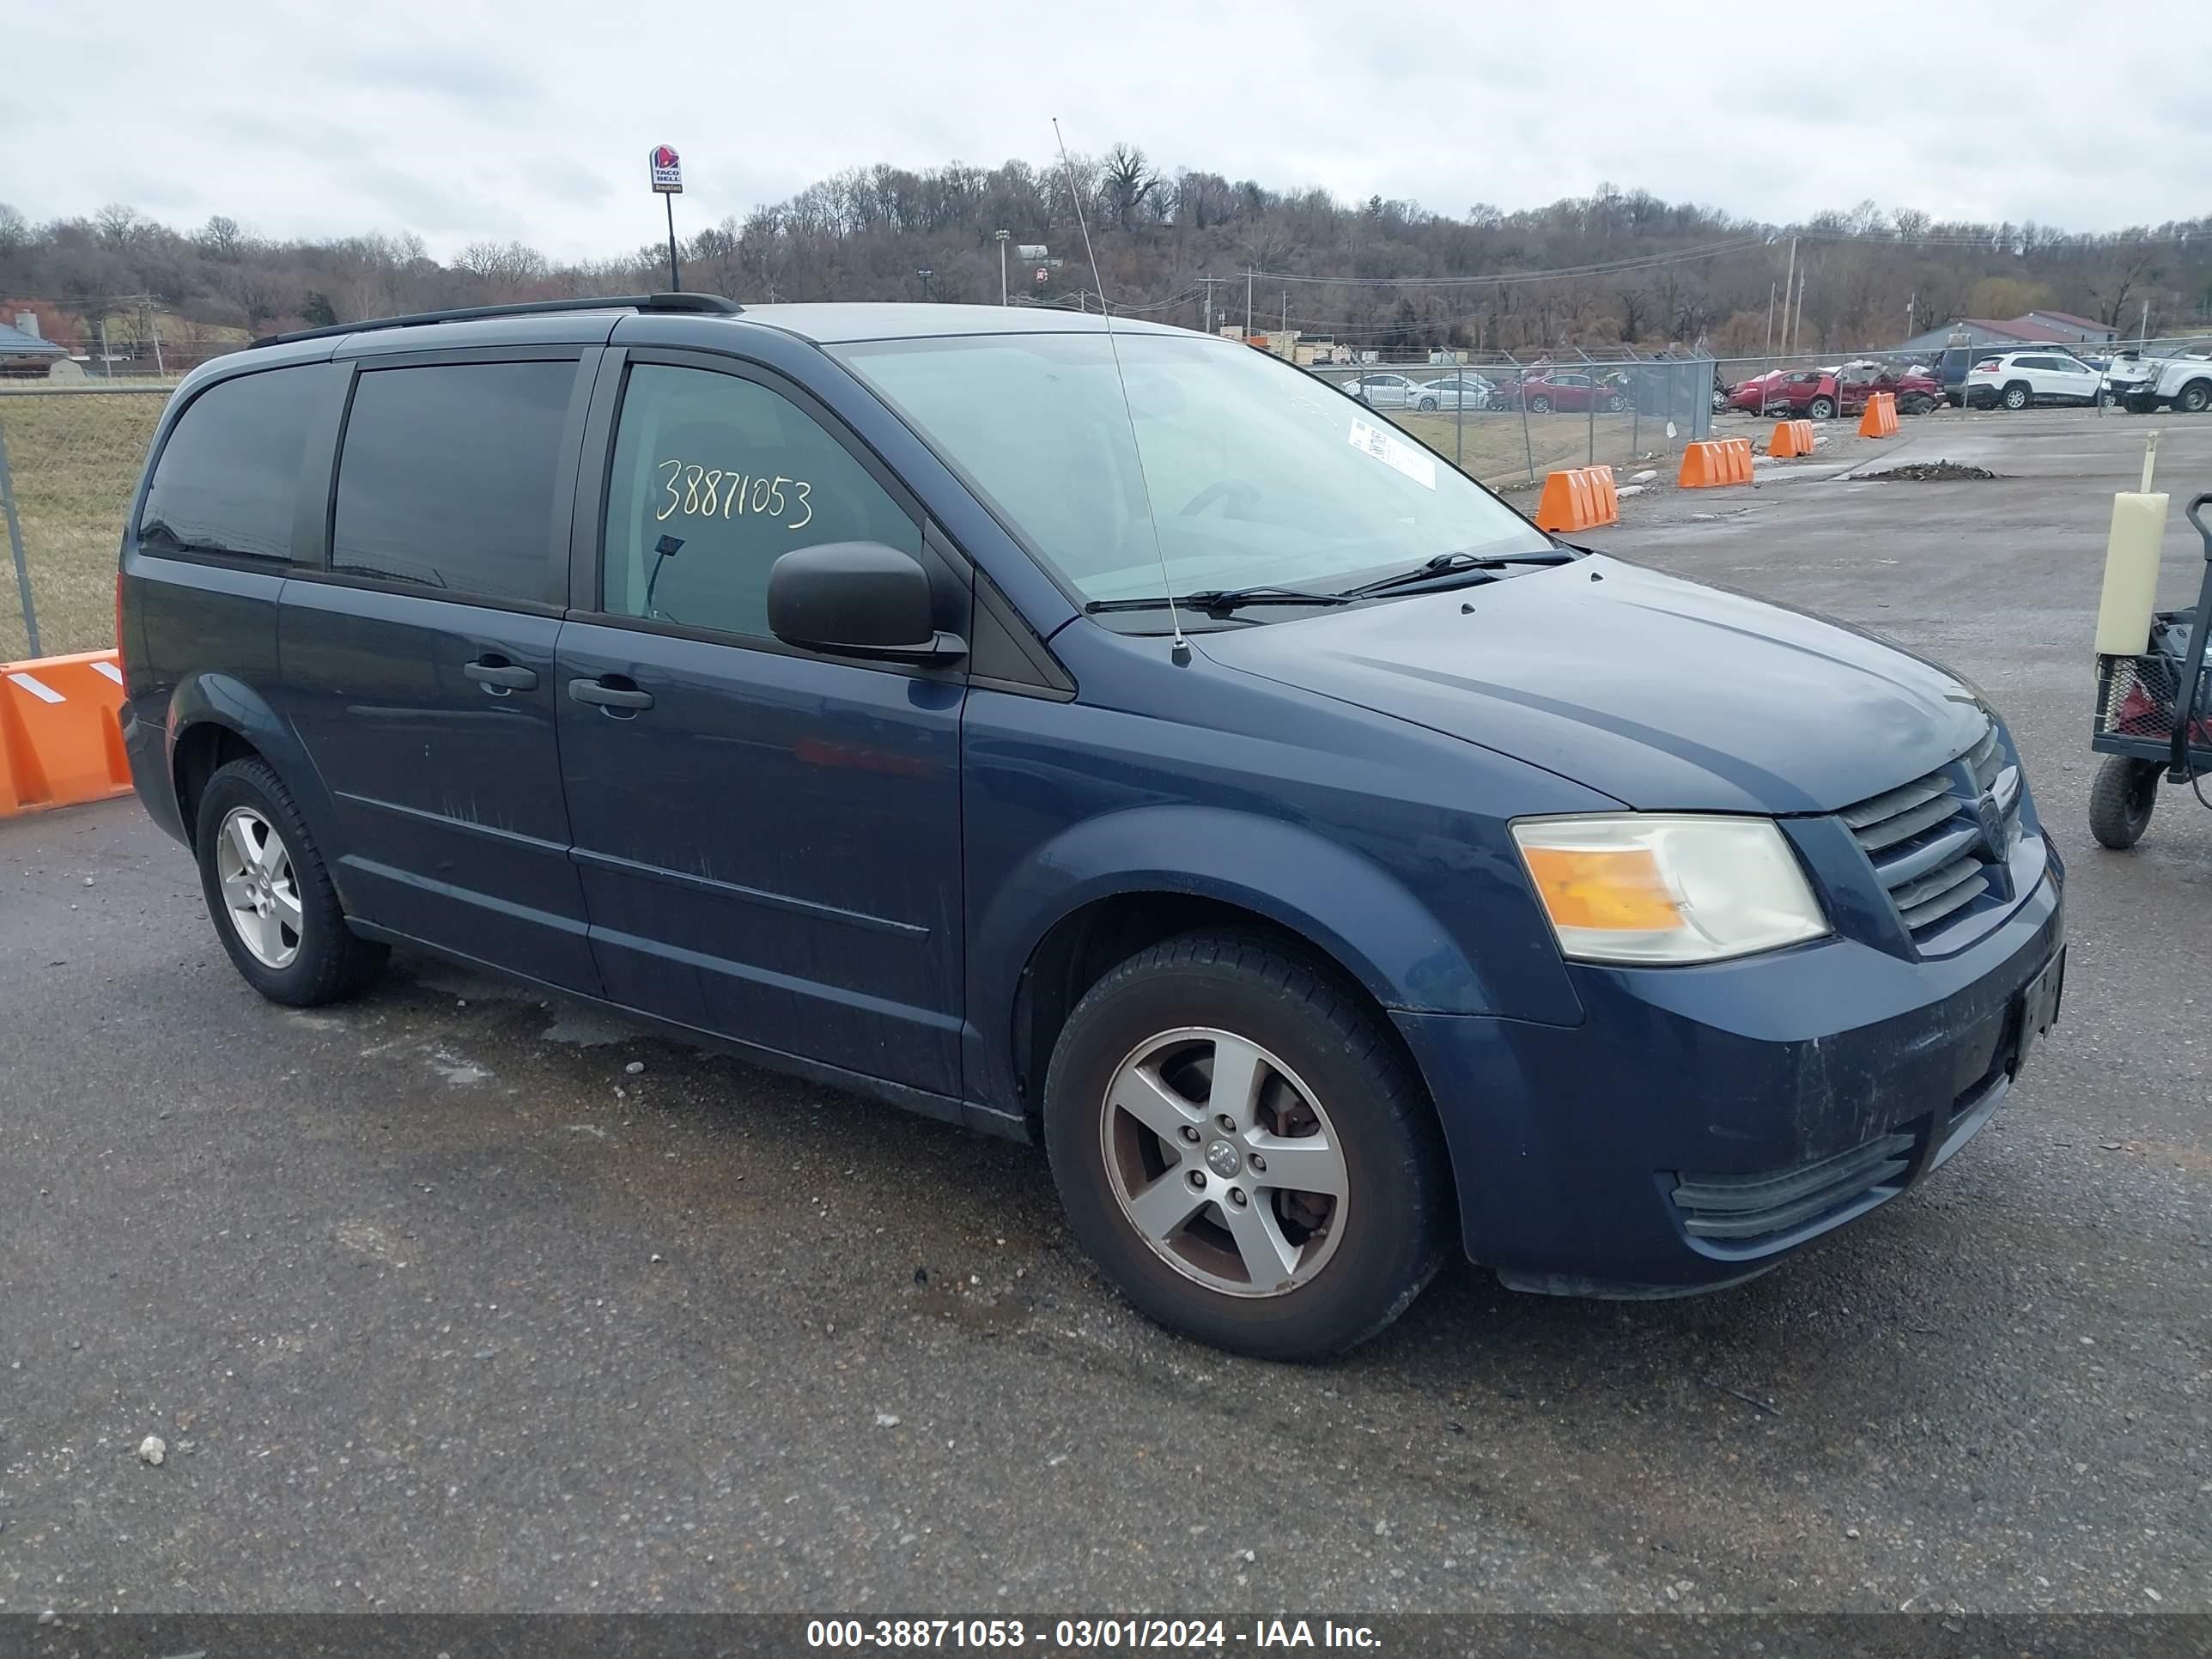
[1098,1027,1350,1298]
[215,806,303,969]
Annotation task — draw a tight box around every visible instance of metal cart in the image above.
[2089,491,2212,848]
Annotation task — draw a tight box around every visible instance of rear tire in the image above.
[1042,932,1452,1361]
[1417,396,1438,411]
[2088,756,2161,850]
[195,758,388,1006]
[2179,380,2212,415]
[2002,381,2031,410]
[1808,396,1835,420]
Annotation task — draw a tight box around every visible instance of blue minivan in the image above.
[118,295,2064,1358]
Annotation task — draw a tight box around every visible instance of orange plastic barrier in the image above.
[1533,464,1620,532]
[0,649,132,817]
[1856,391,1899,438]
[1679,437,1755,488]
[1768,418,1816,458]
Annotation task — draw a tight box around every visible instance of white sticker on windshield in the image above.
[1348,416,1437,490]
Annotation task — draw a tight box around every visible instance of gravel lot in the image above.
[1,408,2206,1620]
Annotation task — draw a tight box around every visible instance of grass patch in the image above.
[0,390,169,659]
[1382,410,1665,485]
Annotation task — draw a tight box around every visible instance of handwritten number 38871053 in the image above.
[656,461,814,530]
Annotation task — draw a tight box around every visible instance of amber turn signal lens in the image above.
[1519,846,1680,933]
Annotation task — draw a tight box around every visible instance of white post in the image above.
[1245,268,1254,342]
[996,230,1008,306]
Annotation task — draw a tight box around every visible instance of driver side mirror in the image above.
[767,542,966,663]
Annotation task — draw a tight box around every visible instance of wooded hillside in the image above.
[4,153,2205,360]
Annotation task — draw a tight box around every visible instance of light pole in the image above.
[996,230,1008,306]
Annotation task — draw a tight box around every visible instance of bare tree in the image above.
[1617,285,1653,343]
[456,240,550,301]
[229,267,289,333]
[94,203,146,247]
[1101,144,1161,233]
[0,202,27,259]
[2091,245,2162,328]
[197,215,246,262]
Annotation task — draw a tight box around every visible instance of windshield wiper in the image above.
[1085,586,1352,617]
[1339,547,1574,599]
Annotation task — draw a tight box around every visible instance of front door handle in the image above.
[465,659,538,691]
[568,677,653,711]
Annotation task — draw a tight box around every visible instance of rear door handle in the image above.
[568,677,653,711]
[465,659,538,691]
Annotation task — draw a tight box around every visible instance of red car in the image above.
[1735,368,1942,420]
[1491,371,1628,413]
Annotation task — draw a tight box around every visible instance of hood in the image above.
[1196,556,1988,814]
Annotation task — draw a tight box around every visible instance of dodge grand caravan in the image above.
[118,294,2064,1360]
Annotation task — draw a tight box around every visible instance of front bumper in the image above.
[1395,860,2063,1297]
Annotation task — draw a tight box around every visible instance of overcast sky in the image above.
[10,0,2203,262]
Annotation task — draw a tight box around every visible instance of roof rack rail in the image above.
[252,291,742,349]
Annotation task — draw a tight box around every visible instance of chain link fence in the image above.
[0,386,171,661]
[1308,354,1715,489]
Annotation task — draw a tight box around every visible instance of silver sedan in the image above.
[1411,374,1495,411]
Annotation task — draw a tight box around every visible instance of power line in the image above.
[1252,235,1771,289]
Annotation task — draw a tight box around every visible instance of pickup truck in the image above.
[2123,352,2212,415]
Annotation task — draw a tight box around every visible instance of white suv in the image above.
[1965,349,2110,410]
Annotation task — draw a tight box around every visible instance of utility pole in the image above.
[2141,296,2150,348]
[1779,235,1797,359]
[1280,290,1287,335]
[1905,291,1916,343]
[995,230,1008,306]
[1245,267,1255,343]
[1765,280,1776,360]
[1201,277,1212,335]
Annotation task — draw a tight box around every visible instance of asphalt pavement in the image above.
[1,408,2206,1619]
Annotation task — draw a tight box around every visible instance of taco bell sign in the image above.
[648,145,684,194]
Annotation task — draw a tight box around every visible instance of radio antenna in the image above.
[1052,118,1188,660]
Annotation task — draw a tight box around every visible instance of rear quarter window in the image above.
[138,364,334,560]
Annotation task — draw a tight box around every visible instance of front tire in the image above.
[1042,933,1452,1361]
[2179,380,2212,415]
[1605,393,1626,412]
[195,758,388,1006]
[1417,396,1438,411]
[2088,755,2161,849]
[1528,394,1552,414]
[1808,396,1835,420]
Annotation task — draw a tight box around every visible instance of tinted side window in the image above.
[331,361,575,604]
[139,364,330,560]
[601,363,919,641]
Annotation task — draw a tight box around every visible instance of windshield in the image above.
[834,331,1551,610]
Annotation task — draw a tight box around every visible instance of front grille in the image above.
[1840,722,2021,945]
[1671,1132,1913,1240]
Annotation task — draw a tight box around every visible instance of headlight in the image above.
[1510,814,1828,965]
